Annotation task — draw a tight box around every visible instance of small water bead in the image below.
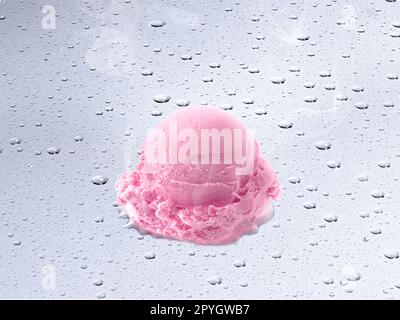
[323,278,334,285]
[144,252,156,259]
[289,66,300,72]
[207,276,222,285]
[370,228,382,235]
[296,34,310,41]
[377,160,391,168]
[355,102,368,110]
[271,252,281,259]
[359,212,369,218]
[74,136,83,142]
[175,99,190,107]
[371,191,384,198]
[271,77,285,84]
[387,74,398,80]
[351,85,364,92]
[249,68,260,74]
[242,98,254,104]
[335,94,348,101]
[315,141,331,150]
[323,215,338,223]
[209,62,221,68]
[91,175,109,185]
[254,107,267,115]
[341,266,361,281]
[383,101,394,108]
[202,76,213,83]
[181,54,192,61]
[141,69,153,76]
[92,279,103,286]
[220,103,233,110]
[306,185,318,192]
[9,137,22,145]
[304,82,315,88]
[304,96,318,103]
[153,94,171,103]
[233,260,246,267]
[150,110,163,116]
[47,147,61,155]
[326,160,341,169]
[357,175,369,182]
[319,70,331,77]
[150,20,165,27]
[277,120,293,129]
[288,176,301,184]
[303,202,316,209]
[384,251,399,259]
[324,84,336,90]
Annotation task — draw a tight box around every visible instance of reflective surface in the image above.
[1,0,400,299]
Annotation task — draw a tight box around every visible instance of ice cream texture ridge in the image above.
[115,106,280,244]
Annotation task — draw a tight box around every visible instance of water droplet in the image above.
[175,99,190,107]
[355,102,368,110]
[153,94,171,103]
[150,20,165,27]
[151,110,163,116]
[91,175,109,185]
[233,260,246,267]
[323,215,338,223]
[384,251,399,259]
[47,147,61,155]
[288,176,301,184]
[304,96,318,103]
[315,141,332,150]
[383,101,394,108]
[319,70,331,77]
[209,62,221,68]
[326,160,341,169]
[220,103,233,110]
[370,228,382,235]
[92,279,103,286]
[271,76,285,84]
[303,202,316,209]
[296,35,310,41]
[255,107,267,115]
[377,160,391,168]
[9,137,22,145]
[181,54,192,61]
[371,191,384,198]
[207,276,222,285]
[341,265,361,281]
[277,120,293,129]
[144,252,156,259]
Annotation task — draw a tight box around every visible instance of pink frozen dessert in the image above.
[115,106,280,244]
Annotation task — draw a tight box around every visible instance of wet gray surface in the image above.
[1,0,400,299]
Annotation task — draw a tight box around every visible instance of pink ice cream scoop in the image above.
[115,106,280,245]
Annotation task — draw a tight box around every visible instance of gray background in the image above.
[1,0,400,299]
